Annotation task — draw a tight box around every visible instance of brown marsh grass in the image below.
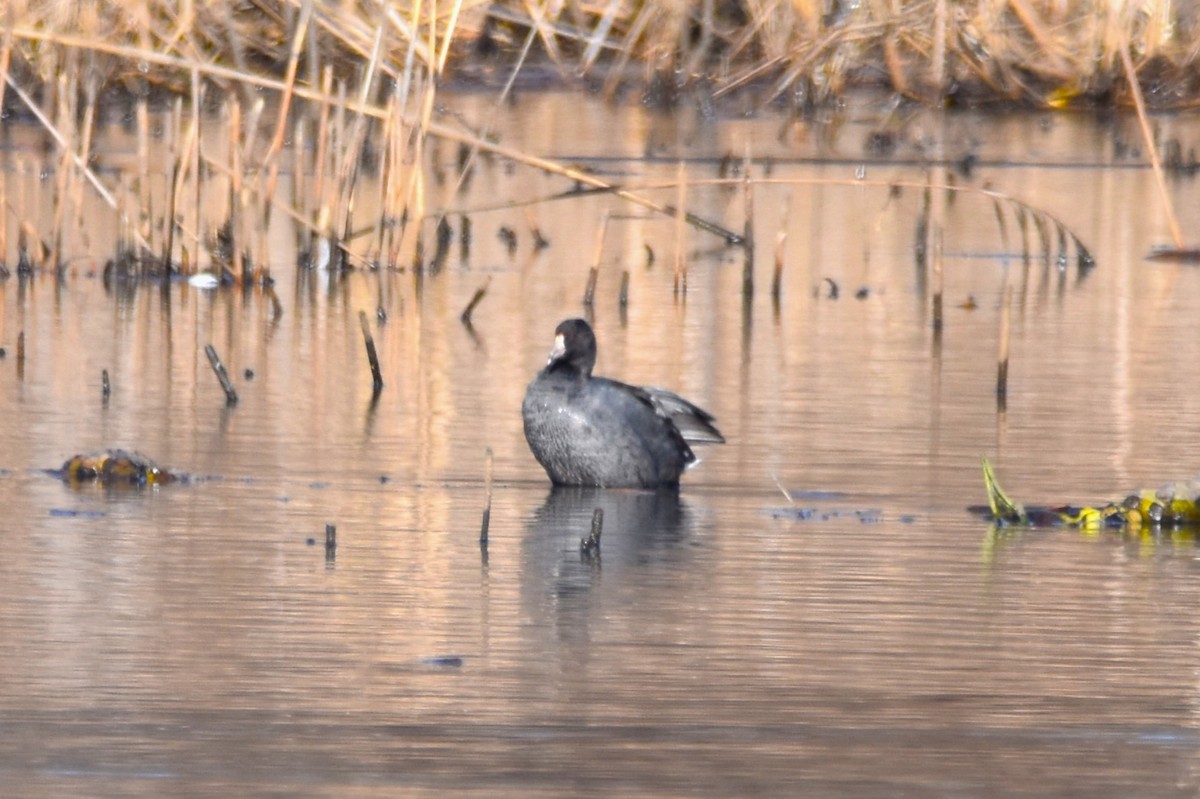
[6,1,1199,108]
[0,1,1189,280]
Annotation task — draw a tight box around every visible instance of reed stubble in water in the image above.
[460,278,490,327]
[480,447,494,545]
[742,157,755,301]
[582,267,599,310]
[358,310,384,394]
[772,231,786,314]
[673,162,687,298]
[582,211,608,312]
[203,344,238,404]
[997,281,1012,411]
[581,507,603,556]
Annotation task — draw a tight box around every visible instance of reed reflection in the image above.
[521,487,692,639]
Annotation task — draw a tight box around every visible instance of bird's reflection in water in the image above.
[521,486,695,649]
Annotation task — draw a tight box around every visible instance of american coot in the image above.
[522,319,724,488]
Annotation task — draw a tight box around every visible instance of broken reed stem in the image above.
[582,267,599,308]
[1119,44,1184,249]
[163,158,181,272]
[0,21,11,126]
[581,507,603,554]
[674,160,687,297]
[997,280,1012,411]
[313,66,333,237]
[931,226,943,334]
[772,230,787,309]
[266,284,284,321]
[0,153,6,262]
[260,0,311,228]
[461,276,490,325]
[291,117,306,218]
[370,94,397,266]
[480,446,493,544]
[583,210,609,309]
[358,310,384,394]
[189,68,202,276]
[742,153,754,300]
[71,79,97,255]
[203,343,239,404]
[931,0,947,93]
[228,97,244,284]
[325,523,337,561]
[591,210,610,269]
[771,189,791,311]
[927,166,946,335]
[47,74,71,273]
[136,97,151,249]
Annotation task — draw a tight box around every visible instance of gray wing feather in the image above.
[637,386,725,445]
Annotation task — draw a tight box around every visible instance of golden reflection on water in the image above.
[2,93,1200,795]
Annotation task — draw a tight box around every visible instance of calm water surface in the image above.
[3,92,1200,796]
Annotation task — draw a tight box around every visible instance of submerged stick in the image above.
[480,447,493,545]
[771,190,791,313]
[228,97,245,284]
[266,285,284,322]
[931,227,944,334]
[358,310,384,394]
[461,277,490,326]
[325,523,337,561]
[772,230,787,310]
[582,267,599,308]
[583,211,608,309]
[997,281,1012,411]
[674,161,687,297]
[136,98,151,250]
[742,153,754,300]
[162,158,181,273]
[204,344,239,404]
[581,508,603,555]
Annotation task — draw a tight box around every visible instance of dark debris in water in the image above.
[421,656,465,668]
[49,508,106,519]
[1146,246,1200,263]
[787,489,846,501]
[770,506,892,524]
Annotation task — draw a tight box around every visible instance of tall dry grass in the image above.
[0,1,1191,277]
[4,1,1198,108]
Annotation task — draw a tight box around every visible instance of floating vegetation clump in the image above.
[59,449,178,487]
[974,457,1200,532]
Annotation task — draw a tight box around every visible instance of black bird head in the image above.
[546,318,597,378]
